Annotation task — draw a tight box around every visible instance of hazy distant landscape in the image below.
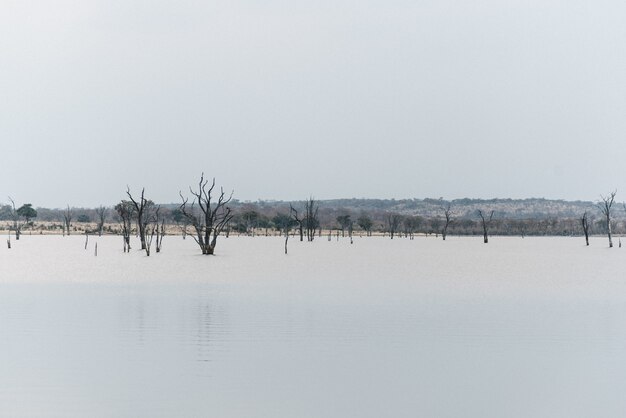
[1,195,621,240]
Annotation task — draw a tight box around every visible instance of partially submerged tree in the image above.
[304,197,319,242]
[581,211,590,246]
[179,174,233,255]
[8,197,21,240]
[143,205,162,256]
[599,191,616,248]
[126,187,153,250]
[441,201,454,240]
[290,204,304,242]
[115,200,134,252]
[477,209,494,243]
[273,212,295,254]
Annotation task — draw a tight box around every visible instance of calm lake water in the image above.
[2,235,626,417]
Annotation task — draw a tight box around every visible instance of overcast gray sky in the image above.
[1,0,625,208]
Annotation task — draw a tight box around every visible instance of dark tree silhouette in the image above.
[581,211,590,246]
[477,209,494,243]
[179,174,233,255]
[304,197,319,242]
[126,187,152,250]
[290,205,304,242]
[441,201,454,240]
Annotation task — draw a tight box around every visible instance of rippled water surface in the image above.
[2,235,626,417]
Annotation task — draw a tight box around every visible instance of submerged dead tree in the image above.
[272,213,294,254]
[290,205,304,242]
[126,187,152,250]
[599,191,616,248]
[179,174,233,255]
[581,211,590,246]
[441,201,454,240]
[477,209,494,243]
[143,205,161,256]
[8,197,21,240]
[304,197,319,242]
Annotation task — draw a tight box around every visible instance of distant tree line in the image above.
[3,191,626,252]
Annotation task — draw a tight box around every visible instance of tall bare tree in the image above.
[126,187,154,250]
[290,204,304,242]
[581,211,590,246]
[477,209,494,243]
[599,191,616,248]
[441,201,454,240]
[7,197,21,240]
[179,174,233,255]
[143,205,161,256]
[304,197,319,242]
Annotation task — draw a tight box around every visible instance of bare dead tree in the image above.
[581,211,590,246]
[96,205,107,237]
[599,191,616,248]
[477,209,494,243]
[441,201,454,240]
[290,205,304,242]
[63,205,73,236]
[8,197,21,240]
[126,187,151,250]
[155,207,165,253]
[305,197,319,242]
[142,205,162,256]
[179,174,233,255]
[115,200,134,252]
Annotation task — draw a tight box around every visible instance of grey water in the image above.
[2,235,626,417]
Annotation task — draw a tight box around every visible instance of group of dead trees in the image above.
[116,187,166,256]
[577,190,625,248]
[290,197,319,243]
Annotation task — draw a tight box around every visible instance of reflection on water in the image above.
[2,236,626,417]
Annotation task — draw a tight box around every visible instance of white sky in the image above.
[1,0,625,208]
